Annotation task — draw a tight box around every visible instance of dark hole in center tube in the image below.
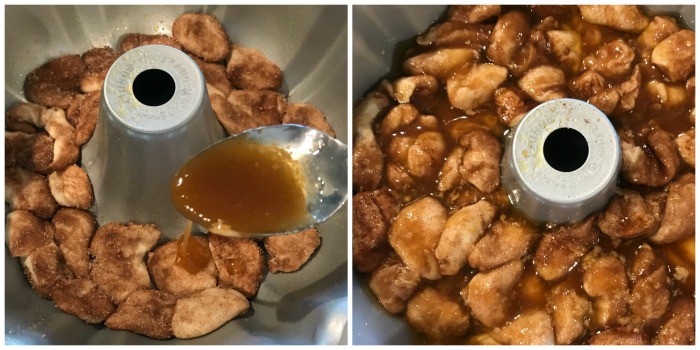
[543,127,589,172]
[132,69,175,106]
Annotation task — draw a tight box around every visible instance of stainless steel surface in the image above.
[193,125,348,237]
[502,99,621,224]
[352,4,695,345]
[6,5,348,345]
[83,44,225,240]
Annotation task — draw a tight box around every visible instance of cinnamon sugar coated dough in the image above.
[353,5,695,345]
[6,11,333,340]
[264,228,321,273]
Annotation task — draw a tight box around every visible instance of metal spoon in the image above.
[173,124,348,237]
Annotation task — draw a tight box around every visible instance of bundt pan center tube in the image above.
[82,44,225,239]
[501,98,621,224]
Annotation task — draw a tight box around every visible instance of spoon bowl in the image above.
[174,124,348,237]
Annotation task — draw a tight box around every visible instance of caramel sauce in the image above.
[362,5,695,345]
[171,137,309,235]
[175,220,212,274]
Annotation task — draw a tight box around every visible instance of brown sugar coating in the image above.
[189,55,233,97]
[264,228,321,273]
[171,287,249,339]
[53,278,115,324]
[90,223,160,304]
[48,164,94,209]
[352,189,399,273]
[6,167,58,219]
[66,91,100,145]
[105,289,177,339]
[226,45,283,90]
[118,33,182,52]
[6,210,55,258]
[52,208,96,278]
[23,243,74,299]
[80,46,119,93]
[173,13,230,62]
[23,55,85,109]
[282,103,336,138]
[211,90,286,136]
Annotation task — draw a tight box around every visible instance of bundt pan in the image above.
[5,5,348,345]
[352,4,694,345]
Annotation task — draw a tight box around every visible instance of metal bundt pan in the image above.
[5,5,347,345]
[352,4,694,345]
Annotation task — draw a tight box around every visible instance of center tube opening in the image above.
[132,69,176,106]
[543,128,589,172]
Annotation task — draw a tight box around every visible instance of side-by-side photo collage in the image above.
[3,3,696,347]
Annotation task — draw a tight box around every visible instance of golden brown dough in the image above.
[226,45,283,90]
[448,5,501,23]
[547,282,592,344]
[406,287,470,341]
[463,260,523,328]
[533,216,599,281]
[5,167,58,219]
[369,256,421,314]
[389,197,446,280]
[212,90,286,135]
[23,243,73,299]
[416,21,493,49]
[352,92,390,193]
[578,5,650,33]
[468,217,537,271]
[105,289,177,339]
[654,297,695,345]
[384,75,438,105]
[80,46,119,93]
[189,55,233,97]
[119,33,182,52]
[582,253,629,330]
[147,238,217,297]
[491,310,555,345]
[6,102,45,132]
[6,210,55,258]
[48,164,94,209]
[6,102,80,172]
[23,55,86,109]
[352,189,399,273]
[404,48,479,80]
[621,129,680,187]
[435,200,495,275]
[650,173,695,244]
[264,228,321,273]
[629,245,670,322]
[173,13,230,62]
[637,16,680,58]
[90,223,161,304]
[651,30,695,82]
[52,208,96,278]
[282,103,336,138]
[53,278,115,324]
[5,131,55,173]
[208,235,263,298]
[597,189,658,239]
[172,287,249,339]
[588,327,647,345]
[66,91,100,145]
